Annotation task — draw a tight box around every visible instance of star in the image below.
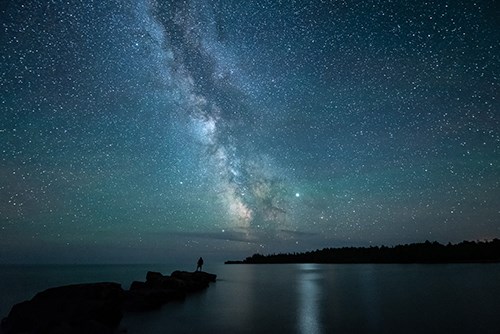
[0,0,497,263]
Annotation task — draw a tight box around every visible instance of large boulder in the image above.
[1,282,124,334]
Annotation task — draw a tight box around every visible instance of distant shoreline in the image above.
[225,239,500,264]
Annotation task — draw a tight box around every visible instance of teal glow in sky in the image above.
[1,0,499,263]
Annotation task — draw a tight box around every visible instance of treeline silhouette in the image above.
[225,239,500,264]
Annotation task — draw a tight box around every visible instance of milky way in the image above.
[0,0,498,262]
[139,1,298,235]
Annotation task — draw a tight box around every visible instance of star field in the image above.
[0,0,498,263]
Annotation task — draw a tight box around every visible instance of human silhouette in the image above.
[196,257,204,271]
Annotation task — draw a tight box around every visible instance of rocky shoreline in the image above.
[1,270,216,334]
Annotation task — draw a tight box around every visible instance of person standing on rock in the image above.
[197,257,204,271]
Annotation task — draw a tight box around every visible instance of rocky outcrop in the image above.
[124,271,216,311]
[1,270,217,333]
[1,282,124,334]
[171,270,217,287]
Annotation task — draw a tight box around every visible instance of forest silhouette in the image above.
[225,239,500,264]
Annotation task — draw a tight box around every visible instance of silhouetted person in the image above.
[197,257,204,271]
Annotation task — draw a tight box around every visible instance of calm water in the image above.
[1,263,499,333]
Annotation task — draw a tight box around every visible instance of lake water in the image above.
[1,263,499,333]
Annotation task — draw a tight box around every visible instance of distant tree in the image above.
[226,239,500,264]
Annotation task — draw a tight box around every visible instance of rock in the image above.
[124,274,186,311]
[1,282,124,334]
[129,280,148,290]
[171,271,217,291]
[145,271,163,282]
[124,272,187,311]
[194,271,217,283]
[124,271,216,311]
[1,269,218,330]
[171,270,217,283]
[145,271,187,290]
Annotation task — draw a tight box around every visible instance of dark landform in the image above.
[225,239,500,264]
[1,270,216,334]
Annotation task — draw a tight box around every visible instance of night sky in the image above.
[1,0,499,263]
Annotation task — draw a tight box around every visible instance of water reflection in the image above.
[357,265,381,329]
[298,263,322,334]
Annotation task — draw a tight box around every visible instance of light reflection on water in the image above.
[298,263,321,334]
[357,265,381,330]
[2,264,500,333]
